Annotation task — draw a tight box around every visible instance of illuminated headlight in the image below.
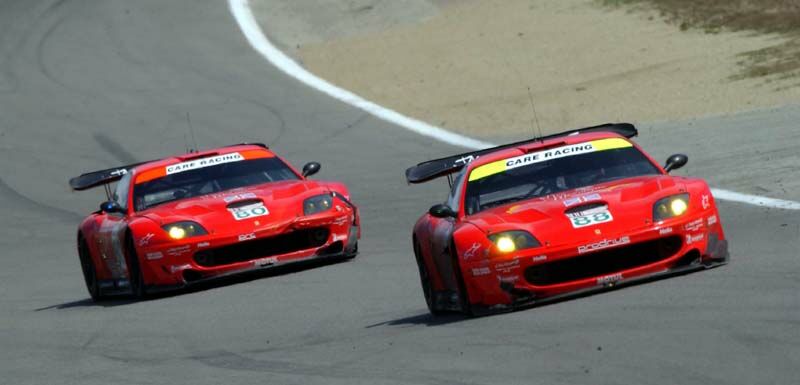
[488,231,540,253]
[162,221,208,240]
[303,194,333,216]
[653,194,689,222]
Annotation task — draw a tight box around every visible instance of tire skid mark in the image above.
[0,174,81,222]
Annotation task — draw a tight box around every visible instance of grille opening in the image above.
[317,241,344,256]
[182,269,203,282]
[194,227,329,267]
[525,236,682,286]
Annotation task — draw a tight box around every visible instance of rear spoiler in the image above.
[69,162,151,191]
[405,123,637,184]
[69,142,269,191]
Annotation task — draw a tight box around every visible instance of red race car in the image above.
[406,123,728,315]
[70,143,359,300]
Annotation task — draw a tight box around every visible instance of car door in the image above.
[94,172,132,281]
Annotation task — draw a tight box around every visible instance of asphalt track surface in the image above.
[0,1,798,384]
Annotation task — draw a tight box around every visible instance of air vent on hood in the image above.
[564,202,607,215]
[226,198,263,209]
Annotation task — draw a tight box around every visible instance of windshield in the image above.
[133,157,299,211]
[464,138,660,215]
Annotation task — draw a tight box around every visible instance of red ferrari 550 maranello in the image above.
[406,123,728,315]
[70,143,359,300]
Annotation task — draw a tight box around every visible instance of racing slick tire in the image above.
[450,241,474,316]
[413,238,445,315]
[125,234,148,299]
[78,235,103,301]
[342,241,358,260]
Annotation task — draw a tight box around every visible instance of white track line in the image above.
[228,0,800,211]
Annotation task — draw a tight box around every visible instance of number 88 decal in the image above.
[570,210,613,228]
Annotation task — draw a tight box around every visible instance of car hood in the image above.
[137,180,331,234]
[464,175,684,246]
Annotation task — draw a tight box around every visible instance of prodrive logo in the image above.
[577,236,631,254]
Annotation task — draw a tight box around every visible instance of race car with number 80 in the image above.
[406,123,728,315]
[70,143,359,300]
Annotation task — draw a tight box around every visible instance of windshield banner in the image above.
[469,138,632,181]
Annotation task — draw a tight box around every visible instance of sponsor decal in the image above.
[702,194,711,210]
[333,216,350,226]
[567,206,613,228]
[166,152,244,175]
[145,252,163,260]
[532,255,547,262]
[253,256,278,267]
[229,202,269,221]
[563,193,602,208]
[109,169,127,177]
[684,218,704,232]
[707,215,718,226]
[686,233,704,245]
[223,192,257,203]
[496,275,520,284]
[469,138,632,181]
[578,236,631,254]
[495,259,520,273]
[197,242,210,248]
[463,242,481,260]
[332,233,347,242]
[597,272,623,285]
[138,233,155,247]
[471,267,491,277]
[455,155,479,165]
[238,233,256,242]
[166,245,191,257]
[169,263,192,273]
[659,227,673,235]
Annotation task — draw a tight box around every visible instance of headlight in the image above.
[653,194,689,222]
[488,231,540,253]
[162,221,208,240]
[303,194,333,216]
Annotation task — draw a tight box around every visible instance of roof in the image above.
[404,123,638,184]
[69,143,271,191]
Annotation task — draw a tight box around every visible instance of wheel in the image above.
[450,241,473,316]
[125,235,147,299]
[413,239,444,315]
[342,241,358,260]
[78,235,103,301]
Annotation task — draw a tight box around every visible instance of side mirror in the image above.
[302,162,321,178]
[429,204,457,218]
[663,154,688,173]
[100,201,124,214]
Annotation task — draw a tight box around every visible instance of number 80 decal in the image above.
[228,203,270,221]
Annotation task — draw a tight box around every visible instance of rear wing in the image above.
[68,142,270,192]
[405,123,637,184]
[69,162,150,191]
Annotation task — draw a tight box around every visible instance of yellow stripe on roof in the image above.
[589,137,632,151]
[467,137,633,182]
[468,160,507,181]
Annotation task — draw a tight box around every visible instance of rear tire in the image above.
[125,235,147,299]
[413,239,444,316]
[78,235,103,301]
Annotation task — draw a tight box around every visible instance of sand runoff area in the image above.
[254,0,800,139]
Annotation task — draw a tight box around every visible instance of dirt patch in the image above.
[255,0,800,139]
[600,0,800,82]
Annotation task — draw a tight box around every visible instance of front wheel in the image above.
[78,235,103,301]
[125,235,147,299]
[450,241,473,316]
[413,239,444,315]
